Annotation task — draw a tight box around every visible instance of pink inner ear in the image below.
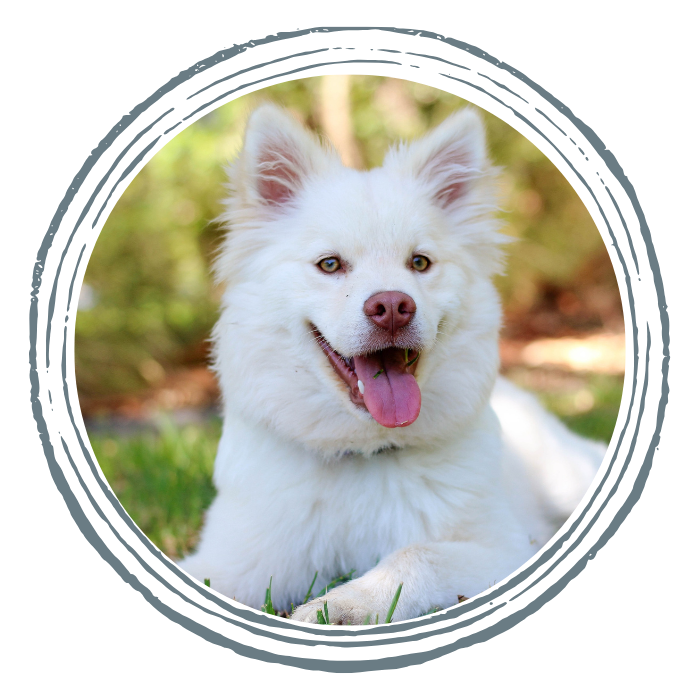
[435,180,467,207]
[257,143,301,206]
[422,142,473,209]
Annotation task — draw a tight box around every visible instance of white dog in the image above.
[179,103,605,624]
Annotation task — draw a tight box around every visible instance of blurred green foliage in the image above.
[76,76,614,398]
[91,419,220,559]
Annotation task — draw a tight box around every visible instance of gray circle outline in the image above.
[30,27,644,672]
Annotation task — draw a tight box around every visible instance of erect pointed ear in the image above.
[237,104,339,208]
[384,108,489,209]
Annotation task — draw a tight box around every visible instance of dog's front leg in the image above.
[290,539,534,625]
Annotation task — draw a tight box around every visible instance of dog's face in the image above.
[214,104,506,456]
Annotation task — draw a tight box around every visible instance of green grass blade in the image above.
[362,614,372,625]
[406,352,419,368]
[203,578,210,587]
[260,576,279,619]
[316,609,327,624]
[384,582,403,624]
[323,600,330,624]
[302,571,318,605]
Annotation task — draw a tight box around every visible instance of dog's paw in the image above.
[291,584,381,625]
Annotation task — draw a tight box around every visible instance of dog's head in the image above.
[214,103,507,456]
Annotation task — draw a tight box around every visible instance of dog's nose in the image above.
[364,291,417,334]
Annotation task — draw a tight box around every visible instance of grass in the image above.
[504,369,624,444]
[86,370,623,594]
[89,419,220,560]
[257,570,450,622]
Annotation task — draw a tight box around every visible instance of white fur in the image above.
[179,104,605,624]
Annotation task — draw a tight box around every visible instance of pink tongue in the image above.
[353,349,421,428]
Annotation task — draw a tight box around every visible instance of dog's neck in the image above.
[338,443,402,459]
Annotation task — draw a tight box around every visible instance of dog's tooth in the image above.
[357,380,365,395]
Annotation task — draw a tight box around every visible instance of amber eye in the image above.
[411,255,431,272]
[318,257,342,273]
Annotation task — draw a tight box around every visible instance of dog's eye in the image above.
[411,255,431,272]
[318,257,342,273]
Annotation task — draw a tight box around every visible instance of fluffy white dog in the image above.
[179,103,605,624]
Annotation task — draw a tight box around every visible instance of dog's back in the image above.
[492,376,606,544]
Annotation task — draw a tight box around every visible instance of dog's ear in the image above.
[385,108,489,209]
[238,104,338,207]
[384,108,505,274]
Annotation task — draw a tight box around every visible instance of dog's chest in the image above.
[282,450,484,561]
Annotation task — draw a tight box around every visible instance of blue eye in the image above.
[318,257,341,273]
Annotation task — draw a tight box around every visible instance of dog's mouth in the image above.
[312,327,421,428]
